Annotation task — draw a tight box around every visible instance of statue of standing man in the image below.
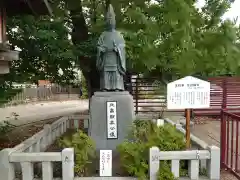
[96,4,126,91]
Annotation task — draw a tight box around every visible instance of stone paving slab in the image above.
[164,115,220,147]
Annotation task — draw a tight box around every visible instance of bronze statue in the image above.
[96,4,126,91]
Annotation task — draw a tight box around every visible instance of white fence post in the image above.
[149,146,160,180]
[207,146,220,179]
[21,162,34,179]
[42,162,53,180]
[62,148,74,180]
[0,148,15,180]
[64,118,68,132]
[43,124,52,149]
[171,160,180,177]
[188,159,199,179]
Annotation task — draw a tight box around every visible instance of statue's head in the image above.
[105,4,116,31]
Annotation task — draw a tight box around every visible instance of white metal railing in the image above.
[11,114,88,153]
[0,114,89,180]
[12,116,69,153]
[149,146,220,180]
[2,148,74,180]
[0,115,220,180]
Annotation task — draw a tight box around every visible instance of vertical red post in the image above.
[78,119,84,129]
[221,79,227,167]
[135,76,139,114]
[226,116,230,166]
[231,118,234,168]
[222,79,227,109]
[186,108,191,149]
[235,120,239,171]
[221,109,227,166]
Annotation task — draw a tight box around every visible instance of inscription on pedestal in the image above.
[106,101,118,139]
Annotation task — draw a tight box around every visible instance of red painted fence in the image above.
[132,76,240,116]
[193,77,240,116]
[221,109,240,178]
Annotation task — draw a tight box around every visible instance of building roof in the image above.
[4,0,53,16]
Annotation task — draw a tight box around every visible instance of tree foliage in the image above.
[5,0,240,95]
[7,15,76,84]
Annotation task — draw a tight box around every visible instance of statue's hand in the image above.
[113,41,118,52]
[113,46,118,52]
[104,46,109,52]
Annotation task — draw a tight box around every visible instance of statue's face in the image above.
[106,17,116,30]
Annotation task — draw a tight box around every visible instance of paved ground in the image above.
[0,100,89,126]
[165,115,240,180]
[165,115,221,146]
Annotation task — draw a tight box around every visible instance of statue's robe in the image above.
[96,30,126,90]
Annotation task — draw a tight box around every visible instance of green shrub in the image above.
[158,161,177,180]
[117,120,186,180]
[57,130,96,176]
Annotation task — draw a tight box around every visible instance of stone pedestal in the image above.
[89,91,135,151]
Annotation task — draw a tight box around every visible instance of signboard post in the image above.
[167,76,210,148]
[100,150,112,177]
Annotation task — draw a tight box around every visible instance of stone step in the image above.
[31,176,211,180]
[73,177,210,180]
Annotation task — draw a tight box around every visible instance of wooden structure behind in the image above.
[132,76,240,117]
[0,7,6,43]
[0,0,52,74]
[194,77,240,116]
[4,0,52,16]
[132,76,166,115]
[221,110,240,179]
[0,5,16,74]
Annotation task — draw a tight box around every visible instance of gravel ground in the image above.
[0,117,60,149]
[221,169,240,180]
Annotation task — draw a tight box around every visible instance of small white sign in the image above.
[106,101,118,139]
[167,76,210,109]
[156,119,164,127]
[100,150,112,177]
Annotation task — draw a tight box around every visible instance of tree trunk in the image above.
[82,67,100,97]
[124,70,133,95]
[105,0,111,11]
[67,1,100,97]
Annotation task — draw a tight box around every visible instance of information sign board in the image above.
[167,76,210,109]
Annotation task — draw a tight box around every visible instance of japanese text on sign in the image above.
[106,101,118,139]
[100,150,112,176]
[167,76,210,109]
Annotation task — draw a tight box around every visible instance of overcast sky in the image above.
[196,0,240,24]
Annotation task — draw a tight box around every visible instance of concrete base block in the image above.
[89,91,135,151]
